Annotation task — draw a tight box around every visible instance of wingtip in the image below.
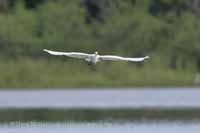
[43,49,48,52]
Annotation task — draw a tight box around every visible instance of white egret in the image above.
[44,49,149,65]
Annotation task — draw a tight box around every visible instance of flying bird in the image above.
[44,49,149,65]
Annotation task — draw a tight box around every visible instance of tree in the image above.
[185,0,200,13]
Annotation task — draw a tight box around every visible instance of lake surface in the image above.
[0,88,200,108]
[0,121,200,133]
[0,88,200,133]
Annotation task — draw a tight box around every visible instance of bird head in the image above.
[95,51,98,55]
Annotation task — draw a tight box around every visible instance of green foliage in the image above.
[0,58,196,88]
[0,0,199,87]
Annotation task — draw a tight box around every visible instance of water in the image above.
[0,88,200,108]
[1,121,200,133]
[0,88,200,132]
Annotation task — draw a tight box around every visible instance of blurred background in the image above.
[0,0,200,88]
[0,1,200,132]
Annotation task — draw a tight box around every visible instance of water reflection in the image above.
[1,121,200,133]
[0,109,200,133]
[0,109,200,123]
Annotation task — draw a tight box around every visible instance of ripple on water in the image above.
[0,121,200,133]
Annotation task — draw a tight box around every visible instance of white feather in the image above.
[99,55,149,62]
[44,49,90,59]
[44,49,149,64]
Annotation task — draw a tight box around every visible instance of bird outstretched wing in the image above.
[99,55,149,62]
[43,49,90,59]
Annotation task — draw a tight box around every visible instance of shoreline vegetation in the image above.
[1,108,200,122]
[0,58,198,88]
[0,0,200,88]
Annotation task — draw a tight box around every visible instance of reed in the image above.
[0,58,196,88]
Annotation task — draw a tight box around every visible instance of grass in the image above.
[0,58,198,88]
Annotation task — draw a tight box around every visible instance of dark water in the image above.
[0,88,200,132]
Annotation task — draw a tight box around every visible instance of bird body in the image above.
[44,49,149,65]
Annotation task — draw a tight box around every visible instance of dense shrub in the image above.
[0,0,199,70]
